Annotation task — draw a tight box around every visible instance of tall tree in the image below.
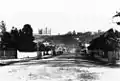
[0,21,6,33]
[113,11,120,25]
[22,24,33,36]
[72,30,76,35]
[18,24,35,51]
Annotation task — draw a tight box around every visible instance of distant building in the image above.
[38,27,51,35]
[38,29,42,34]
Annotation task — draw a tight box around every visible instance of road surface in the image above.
[0,52,120,81]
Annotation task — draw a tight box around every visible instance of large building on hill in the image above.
[38,24,51,35]
[38,27,51,35]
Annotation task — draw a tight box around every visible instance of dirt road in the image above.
[0,52,120,81]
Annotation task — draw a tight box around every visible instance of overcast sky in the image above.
[0,0,120,34]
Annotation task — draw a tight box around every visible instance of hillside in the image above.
[34,31,104,48]
[34,34,79,47]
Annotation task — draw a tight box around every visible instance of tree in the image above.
[66,31,72,35]
[72,30,76,35]
[0,21,6,33]
[22,24,33,36]
[112,11,120,25]
[17,24,35,51]
[84,31,92,36]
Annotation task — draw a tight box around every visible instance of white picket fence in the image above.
[17,51,37,58]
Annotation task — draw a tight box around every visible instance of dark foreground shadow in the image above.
[0,57,36,66]
[74,54,120,68]
[7,52,120,68]
[1,52,120,68]
[41,53,120,68]
[0,53,63,66]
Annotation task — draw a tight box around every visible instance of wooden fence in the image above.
[0,48,17,59]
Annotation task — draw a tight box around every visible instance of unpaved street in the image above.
[0,52,120,81]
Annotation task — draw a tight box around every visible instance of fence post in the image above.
[37,42,42,59]
[3,44,6,59]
